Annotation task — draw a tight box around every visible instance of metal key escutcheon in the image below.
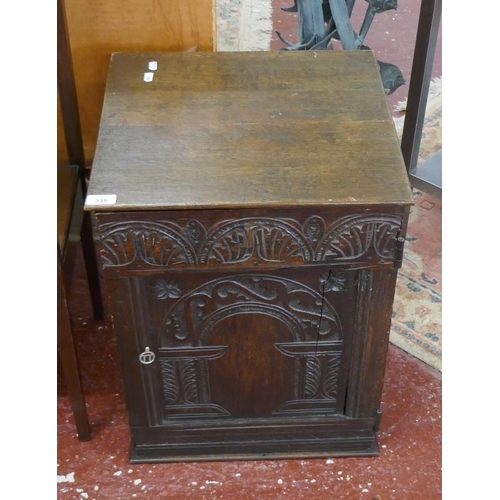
[139,347,155,365]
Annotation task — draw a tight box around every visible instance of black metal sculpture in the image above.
[278,0,405,95]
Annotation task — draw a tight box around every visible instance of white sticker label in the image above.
[143,72,154,82]
[148,61,157,71]
[86,194,117,206]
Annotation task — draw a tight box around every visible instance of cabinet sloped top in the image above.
[86,51,413,211]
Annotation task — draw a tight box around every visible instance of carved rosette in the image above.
[98,214,402,269]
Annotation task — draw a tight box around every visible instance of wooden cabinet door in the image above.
[112,266,359,427]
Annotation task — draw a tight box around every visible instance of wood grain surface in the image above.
[86,51,412,211]
[58,0,214,164]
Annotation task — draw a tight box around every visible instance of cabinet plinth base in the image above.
[129,431,379,463]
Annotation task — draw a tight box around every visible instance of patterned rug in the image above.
[393,77,442,165]
[216,0,273,51]
[392,78,442,371]
[391,190,442,371]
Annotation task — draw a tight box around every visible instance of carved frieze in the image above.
[98,214,402,269]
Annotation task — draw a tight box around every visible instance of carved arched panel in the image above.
[131,269,355,421]
[160,274,343,346]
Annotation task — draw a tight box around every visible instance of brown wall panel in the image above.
[58,0,214,165]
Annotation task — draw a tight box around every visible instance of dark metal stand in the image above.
[400,0,442,199]
[278,0,405,96]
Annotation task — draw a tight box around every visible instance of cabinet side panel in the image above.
[346,269,398,419]
[362,269,398,416]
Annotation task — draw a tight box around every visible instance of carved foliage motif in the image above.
[99,214,402,268]
[199,218,312,264]
[161,274,342,345]
[160,359,198,405]
[100,222,195,267]
[316,216,402,261]
[304,355,341,400]
[158,347,230,419]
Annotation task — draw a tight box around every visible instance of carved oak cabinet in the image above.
[86,51,413,462]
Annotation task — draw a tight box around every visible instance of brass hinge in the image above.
[394,232,406,269]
